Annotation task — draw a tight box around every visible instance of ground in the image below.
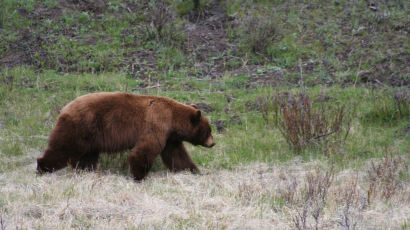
[1,149,408,229]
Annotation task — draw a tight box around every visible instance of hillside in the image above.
[1,0,408,85]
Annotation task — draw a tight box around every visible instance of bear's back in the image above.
[61,92,134,115]
[61,92,188,115]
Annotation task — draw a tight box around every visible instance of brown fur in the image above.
[37,92,215,180]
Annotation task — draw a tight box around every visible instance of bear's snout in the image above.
[36,157,56,174]
[204,135,215,148]
[36,158,47,174]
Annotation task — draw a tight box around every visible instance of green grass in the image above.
[0,67,408,176]
[0,0,408,177]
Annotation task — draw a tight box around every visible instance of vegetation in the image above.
[0,0,408,228]
[259,92,356,152]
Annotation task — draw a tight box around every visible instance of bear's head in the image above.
[188,105,215,148]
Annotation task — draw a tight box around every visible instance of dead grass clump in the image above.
[367,149,408,204]
[278,175,298,205]
[260,92,355,152]
[336,176,366,230]
[290,167,334,230]
[238,182,260,205]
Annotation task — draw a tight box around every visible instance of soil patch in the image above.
[0,29,49,69]
[233,65,287,88]
[57,0,106,14]
[366,53,409,86]
[124,50,158,81]
[194,103,214,113]
[213,120,226,132]
[183,1,235,78]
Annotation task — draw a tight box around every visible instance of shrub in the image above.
[150,1,171,39]
[337,176,366,230]
[367,149,407,203]
[260,92,356,152]
[291,167,334,230]
[144,0,185,46]
[240,15,279,56]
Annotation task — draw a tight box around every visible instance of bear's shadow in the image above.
[96,152,166,177]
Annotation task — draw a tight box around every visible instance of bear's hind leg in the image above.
[160,141,199,174]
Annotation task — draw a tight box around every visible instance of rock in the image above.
[229,115,242,126]
[214,120,226,132]
[196,103,214,113]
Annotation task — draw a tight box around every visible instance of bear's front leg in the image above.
[128,137,164,181]
[160,140,200,174]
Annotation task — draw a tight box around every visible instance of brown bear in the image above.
[36,92,215,180]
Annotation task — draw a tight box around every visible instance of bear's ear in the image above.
[190,110,201,124]
[190,104,198,109]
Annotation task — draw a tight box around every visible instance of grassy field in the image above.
[0,0,409,229]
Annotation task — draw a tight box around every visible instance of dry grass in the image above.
[290,167,334,230]
[367,149,408,204]
[0,150,408,229]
